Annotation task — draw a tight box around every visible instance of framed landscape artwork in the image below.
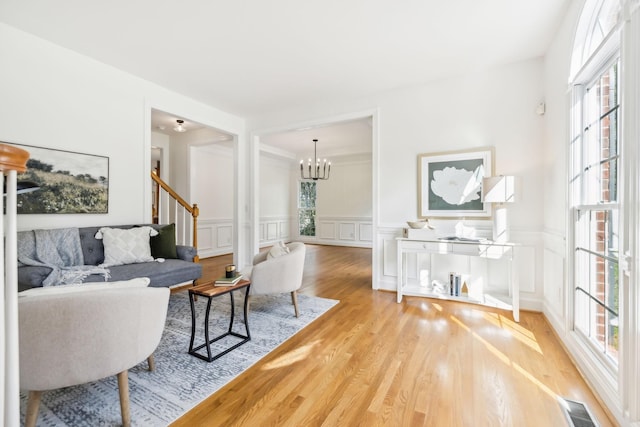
[5,142,109,214]
[418,148,493,218]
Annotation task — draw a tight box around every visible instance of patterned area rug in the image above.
[19,291,338,426]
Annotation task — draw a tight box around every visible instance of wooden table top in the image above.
[189,279,251,297]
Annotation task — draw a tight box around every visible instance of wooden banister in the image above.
[151,172,199,262]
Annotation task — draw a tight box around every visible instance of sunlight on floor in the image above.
[482,312,543,354]
[450,315,557,399]
[261,339,323,370]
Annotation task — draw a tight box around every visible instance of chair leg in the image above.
[147,354,155,371]
[25,390,42,427]
[291,291,300,318]
[117,371,131,427]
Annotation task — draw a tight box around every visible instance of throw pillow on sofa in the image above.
[267,241,290,259]
[150,223,178,259]
[95,226,159,267]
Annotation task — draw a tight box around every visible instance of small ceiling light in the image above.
[174,119,187,133]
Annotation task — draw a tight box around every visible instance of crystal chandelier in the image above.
[300,139,331,181]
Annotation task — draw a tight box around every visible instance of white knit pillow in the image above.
[95,227,159,267]
[267,241,290,259]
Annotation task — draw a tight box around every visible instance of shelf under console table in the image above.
[396,237,519,322]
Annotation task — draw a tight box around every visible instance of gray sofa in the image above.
[17,224,202,291]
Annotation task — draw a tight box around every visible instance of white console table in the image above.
[396,238,519,322]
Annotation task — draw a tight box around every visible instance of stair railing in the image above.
[151,172,199,262]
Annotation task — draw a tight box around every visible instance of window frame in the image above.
[297,180,317,238]
[570,54,622,373]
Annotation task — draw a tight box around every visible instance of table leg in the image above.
[203,297,214,361]
[188,284,253,362]
[243,285,251,339]
[228,291,236,333]
[188,292,197,354]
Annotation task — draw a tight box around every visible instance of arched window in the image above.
[569,0,622,368]
[570,0,622,81]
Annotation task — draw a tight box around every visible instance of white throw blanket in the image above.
[17,228,110,286]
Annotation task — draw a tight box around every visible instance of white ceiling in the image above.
[261,117,373,159]
[0,0,570,119]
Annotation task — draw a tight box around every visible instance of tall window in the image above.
[298,181,316,237]
[572,59,620,365]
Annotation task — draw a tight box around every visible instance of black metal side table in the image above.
[188,279,251,362]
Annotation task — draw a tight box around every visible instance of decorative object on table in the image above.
[3,142,109,214]
[406,219,435,229]
[461,281,469,297]
[418,148,493,218]
[300,139,331,181]
[482,175,516,242]
[404,219,437,239]
[215,272,243,286]
[225,263,236,278]
[432,279,448,295]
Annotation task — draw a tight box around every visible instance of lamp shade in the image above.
[482,176,515,203]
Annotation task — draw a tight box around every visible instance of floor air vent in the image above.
[559,397,599,427]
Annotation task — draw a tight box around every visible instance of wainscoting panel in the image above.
[198,227,214,252]
[359,223,373,242]
[217,225,232,249]
[543,231,567,320]
[301,217,373,248]
[267,223,278,241]
[339,222,356,241]
[259,216,293,247]
[197,219,234,258]
[318,221,337,240]
[279,221,290,240]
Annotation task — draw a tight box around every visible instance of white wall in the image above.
[150,131,170,183]
[311,154,373,247]
[542,0,582,332]
[249,58,546,309]
[0,23,245,248]
[258,154,293,246]
[191,143,235,258]
[257,151,373,248]
[317,154,372,218]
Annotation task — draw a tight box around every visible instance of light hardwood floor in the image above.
[172,244,616,427]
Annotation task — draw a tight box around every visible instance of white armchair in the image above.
[250,242,306,317]
[18,279,170,427]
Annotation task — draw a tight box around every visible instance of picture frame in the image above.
[4,142,109,214]
[418,147,493,218]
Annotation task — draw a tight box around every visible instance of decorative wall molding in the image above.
[259,216,292,247]
[305,216,373,248]
[197,218,234,258]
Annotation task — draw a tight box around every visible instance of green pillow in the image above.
[150,223,178,259]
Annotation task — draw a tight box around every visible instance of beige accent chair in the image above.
[250,242,306,317]
[18,279,170,427]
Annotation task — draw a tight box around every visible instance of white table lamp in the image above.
[482,176,515,242]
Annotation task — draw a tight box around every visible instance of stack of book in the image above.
[214,273,243,286]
